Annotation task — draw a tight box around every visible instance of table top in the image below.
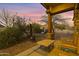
[37,39,54,47]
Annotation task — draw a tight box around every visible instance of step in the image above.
[16,45,40,56]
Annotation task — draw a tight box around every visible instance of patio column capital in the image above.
[46,9,52,15]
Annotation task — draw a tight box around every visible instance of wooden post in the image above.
[73,3,79,54]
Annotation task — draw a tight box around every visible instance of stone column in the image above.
[73,3,79,54]
[46,8,54,40]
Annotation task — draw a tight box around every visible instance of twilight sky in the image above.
[0,3,46,23]
[0,3,74,26]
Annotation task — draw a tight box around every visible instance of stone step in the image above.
[36,49,48,56]
[29,51,43,56]
[16,45,40,56]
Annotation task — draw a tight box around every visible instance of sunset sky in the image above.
[0,3,74,26]
[0,3,46,23]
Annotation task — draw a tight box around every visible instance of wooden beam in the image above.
[45,3,75,15]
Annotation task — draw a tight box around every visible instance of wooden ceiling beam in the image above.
[41,3,75,15]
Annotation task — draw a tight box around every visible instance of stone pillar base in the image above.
[47,33,54,40]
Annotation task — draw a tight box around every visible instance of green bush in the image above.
[0,27,24,49]
[32,23,42,33]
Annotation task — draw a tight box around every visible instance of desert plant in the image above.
[0,27,24,49]
[32,23,42,33]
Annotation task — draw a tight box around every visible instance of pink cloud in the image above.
[16,12,44,23]
[61,11,73,18]
[17,13,43,17]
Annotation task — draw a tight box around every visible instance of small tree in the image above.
[32,23,42,33]
[14,16,28,34]
[41,15,72,30]
[54,23,66,30]
[0,9,16,27]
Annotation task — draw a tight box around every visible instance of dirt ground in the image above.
[0,40,36,55]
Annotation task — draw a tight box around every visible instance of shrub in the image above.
[32,23,42,33]
[0,27,24,49]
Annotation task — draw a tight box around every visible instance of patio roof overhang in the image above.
[41,3,75,15]
[40,3,75,40]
